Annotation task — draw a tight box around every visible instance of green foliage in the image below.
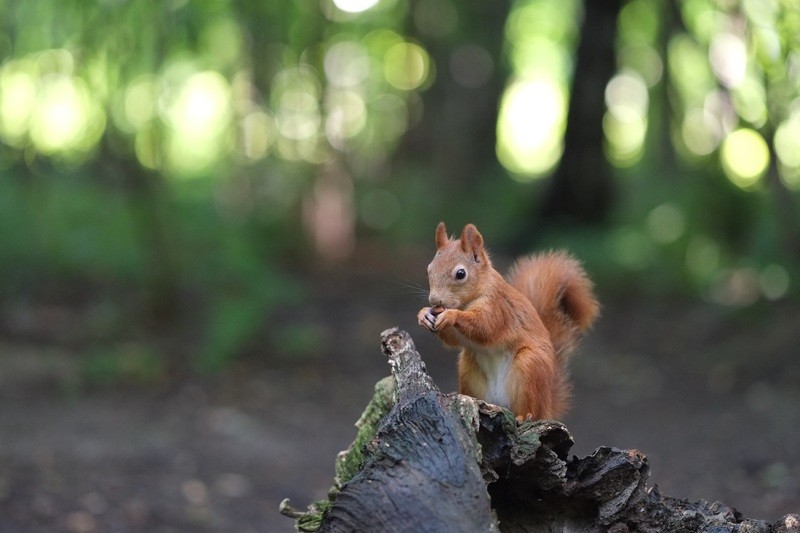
[1,0,799,384]
[81,343,166,386]
[197,291,276,373]
[0,174,143,294]
[0,167,303,374]
[273,324,324,359]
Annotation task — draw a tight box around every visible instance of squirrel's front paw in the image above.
[433,308,455,331]
[417,307,437,332]
[418,306,447,332]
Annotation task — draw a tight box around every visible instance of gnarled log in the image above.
[281,328,799,532]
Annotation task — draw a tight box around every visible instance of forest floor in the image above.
[1,249,799,532]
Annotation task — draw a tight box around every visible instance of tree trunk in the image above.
[281,328,800,532]
[539,0,622,226]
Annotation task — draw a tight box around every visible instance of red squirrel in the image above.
[417,222,599,421]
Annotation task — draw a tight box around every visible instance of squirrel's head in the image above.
[426,222,491,309]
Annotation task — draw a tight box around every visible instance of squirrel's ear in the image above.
[460,224,485,263]
[435,222,448,250]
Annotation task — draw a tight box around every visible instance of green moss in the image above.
[511,421,543,465]
[284,376,396,531]
[295,500,333,533]
[334,376,396,488]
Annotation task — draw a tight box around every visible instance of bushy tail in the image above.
[507,251,599,363]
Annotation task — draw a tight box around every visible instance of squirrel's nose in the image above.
[429,294,443,307]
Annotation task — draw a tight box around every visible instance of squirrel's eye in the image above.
[455,268,467,280]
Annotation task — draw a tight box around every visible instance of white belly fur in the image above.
[471,347,513,408]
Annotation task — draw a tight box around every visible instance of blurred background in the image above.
[1,0,799,531]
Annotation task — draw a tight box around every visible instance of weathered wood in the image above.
[281,328,800,532]
[318,328,497,532]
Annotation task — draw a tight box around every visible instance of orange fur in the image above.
[507,252,599,364]
[417,223,599,421]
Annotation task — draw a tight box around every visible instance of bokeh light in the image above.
[324,41,371,88]
[272,67,322,146]
[325,89,367,150]
[731,77,768,128]
[119,75,159,133]
[668,34,715,107]
[237,110,276,163]
[647,203,685,244]
[618,44,663,88]
[603,71,649,167]
[30,76,90,153]
[333,0,381,14]
[0,64,37,147]
[496,0,579,179]
[719,128,770,189]
[383,42,431,91]
[0,51,105,159]
[709,32,747,88]
[496,78,567,178]
[681,108,722,156]
[164,72,231,134]
[163,70,232,176]
[774,108,800,189]
[759,264,790,300]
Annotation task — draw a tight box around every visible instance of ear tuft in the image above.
[435,222,448,250]
[460,224,485,262]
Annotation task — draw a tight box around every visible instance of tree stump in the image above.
[281,328,799,532]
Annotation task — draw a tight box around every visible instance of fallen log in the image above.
[281,328,799,532]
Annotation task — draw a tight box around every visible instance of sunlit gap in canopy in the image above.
[602,0,666,168]
[160,69,233,177]
[0,67,37,147]
[496,0,581,181]
[0,49,106,159]
[30,77,89,153]
[669,2,790,194]
[497,78,566,178]
[720,128,769,190]
[603,71,648,167]
[332,0,381,14]
[384,41,431,91]
[774,103,800,189]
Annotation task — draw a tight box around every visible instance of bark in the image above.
[281,328,800,532]
[320,328,495,532]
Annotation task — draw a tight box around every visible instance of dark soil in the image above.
[1,258,799,532]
